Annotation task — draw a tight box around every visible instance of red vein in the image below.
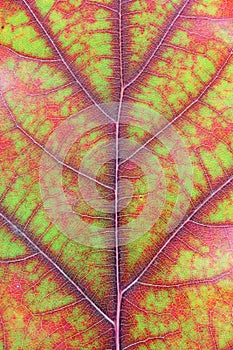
[0,253,39,264]
[124,0,191,89]
[122,331,181,350]
[0,212,114,326]
[86,1,117,13]
[21,0,115,123]
[0,44,61,62]
[122,176,233,294]
[33,300,81,316]
[180,15,233,21]
[138,271,232,289]
[190,220,233,229]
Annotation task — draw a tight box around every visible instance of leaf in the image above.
[0,0,232,349]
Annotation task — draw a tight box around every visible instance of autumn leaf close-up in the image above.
[0,0,233,349]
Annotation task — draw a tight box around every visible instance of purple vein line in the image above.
[21,0,115,123]
[124,0,191,89]
[120,49,233,166]
[138,271,232,289]
[0,92,113,191]
[0,212,115,326]
[122,175,233,295]
[114,0,124,349]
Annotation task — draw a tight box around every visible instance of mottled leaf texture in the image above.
[0,0,233,349]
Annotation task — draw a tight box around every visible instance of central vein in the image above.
[114,0,124,348]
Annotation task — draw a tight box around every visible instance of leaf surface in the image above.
[0,0,233,349]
